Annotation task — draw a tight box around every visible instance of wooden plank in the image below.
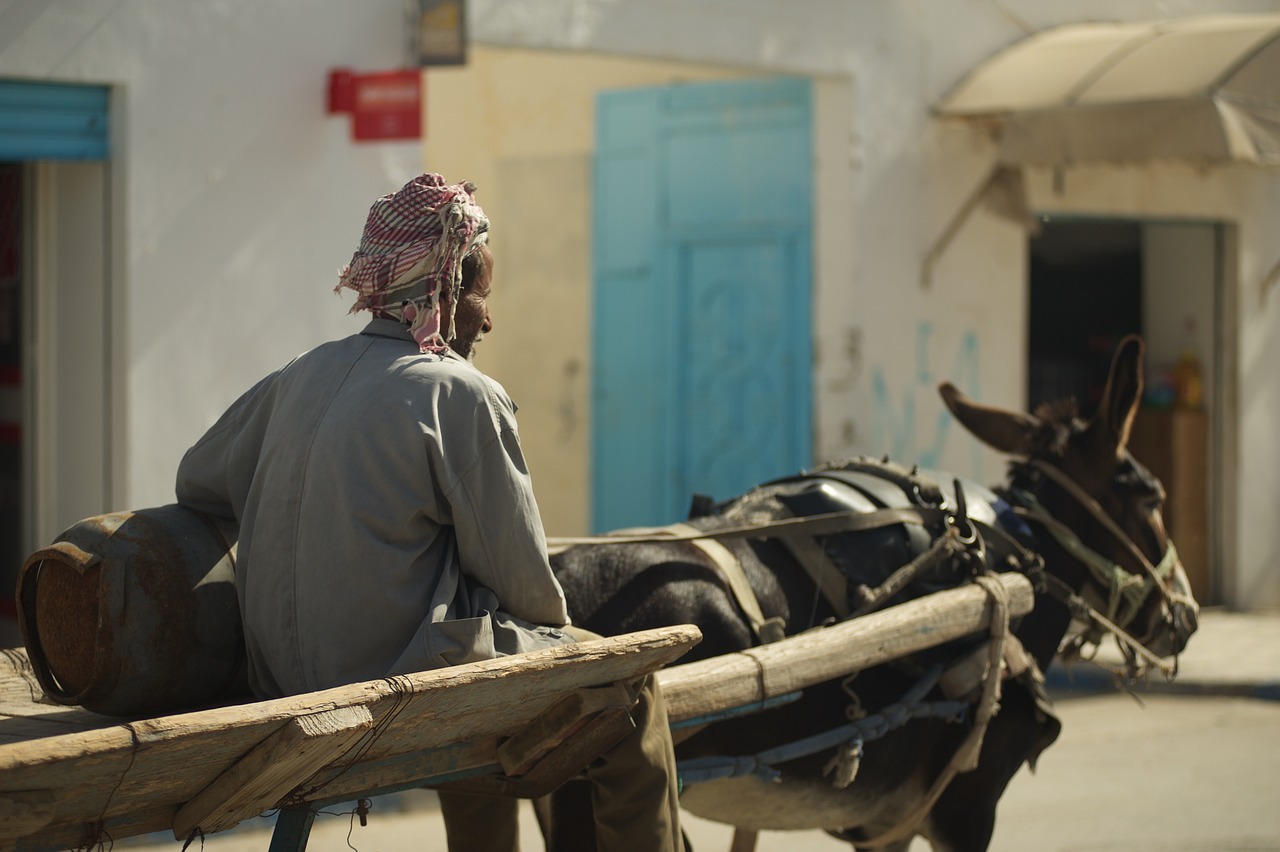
[0,626,700,851]
[172,705,374,838]
[0,791,54,843]
[304,579,1031,803]
[282,628,697,772]
[299,734,506,803]
[0,650,120,744]
[8,800,176,852]
[657,573,1034,724]
[0,719,101,747]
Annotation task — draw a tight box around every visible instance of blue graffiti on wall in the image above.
[870,322,984,479]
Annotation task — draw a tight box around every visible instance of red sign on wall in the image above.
[329,69,423,142]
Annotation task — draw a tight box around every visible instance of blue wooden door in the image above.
[592,78,812,530]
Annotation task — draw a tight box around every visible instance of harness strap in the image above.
[546,506,948,548]
[1028,460,1179,605]
[849,530,966,619]
[778,536,849,619]
[939,631,1033,702]
[677,664,967,787]
[666,524,786,645]
[1010,499,1153,629]
[852,573,1011,849]
[551,507,954,628]
[1036,569,1178,677]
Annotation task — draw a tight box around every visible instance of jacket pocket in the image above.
[424,614,497,668]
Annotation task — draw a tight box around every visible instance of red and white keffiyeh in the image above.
[335,174,489,354]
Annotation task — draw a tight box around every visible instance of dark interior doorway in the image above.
[1028,219,1143,416]
[1027,216,1219,604]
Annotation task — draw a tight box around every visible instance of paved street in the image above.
[980,692,1280,851]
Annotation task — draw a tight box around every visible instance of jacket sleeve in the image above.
[174,370,280,522]
[440,379,571,628]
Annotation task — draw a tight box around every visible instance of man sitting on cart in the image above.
[176,174,684,852]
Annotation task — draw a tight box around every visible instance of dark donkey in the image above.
[544,335,1199,851]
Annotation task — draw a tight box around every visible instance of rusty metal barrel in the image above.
[16,504,249,716]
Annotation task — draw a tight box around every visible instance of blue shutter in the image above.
[0,80,109,161]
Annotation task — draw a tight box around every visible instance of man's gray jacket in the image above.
[176,318,573,698]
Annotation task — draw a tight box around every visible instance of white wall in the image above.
[0,0,427,524]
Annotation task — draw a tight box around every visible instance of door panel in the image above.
[593,77,811,530]
[676,235,806,503]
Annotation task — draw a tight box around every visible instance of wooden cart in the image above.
[0,574,1031,852]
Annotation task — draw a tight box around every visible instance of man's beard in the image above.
[451,331,484,361]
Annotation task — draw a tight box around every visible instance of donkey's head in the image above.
[938,335,1199,667]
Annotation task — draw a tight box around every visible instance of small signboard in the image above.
[417,0,467,66]
[351,70,422,142]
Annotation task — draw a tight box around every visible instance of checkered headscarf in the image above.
[335,174,489,354]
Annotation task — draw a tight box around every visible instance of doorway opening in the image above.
[1028,216,1223,604]
[1028,220,1142,416]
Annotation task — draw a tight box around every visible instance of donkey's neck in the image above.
[1017,591,1075,673]
[992,494,1077,671]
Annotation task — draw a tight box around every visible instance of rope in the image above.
[1037,571,1177,678]
[849,529,966,619]
[1005,462,1192,681]
[1027,460,1181,607]
[851,573,1011,849]
[75,722,142,852]
[1010,499,1153,629]
[285,674,417,805]
[676,665,967,787]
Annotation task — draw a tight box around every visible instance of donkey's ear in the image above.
[939,382,1040,455]
[1091,334,1145,459]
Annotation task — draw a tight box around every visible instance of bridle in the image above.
[1003,458,1195,679]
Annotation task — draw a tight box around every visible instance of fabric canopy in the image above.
[937,14,1280,166]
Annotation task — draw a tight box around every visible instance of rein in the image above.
[1026,459,1185,607]
[1033,568,1178,678]
[1009,489,1172,630]
[1005,458,1191,679]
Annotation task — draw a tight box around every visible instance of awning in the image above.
[937,14,1280,166]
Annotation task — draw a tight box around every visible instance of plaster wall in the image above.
[0,0,428,528]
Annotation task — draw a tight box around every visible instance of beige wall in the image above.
[423,47,752,535]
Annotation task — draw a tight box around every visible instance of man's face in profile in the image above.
[450,245,493,361]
